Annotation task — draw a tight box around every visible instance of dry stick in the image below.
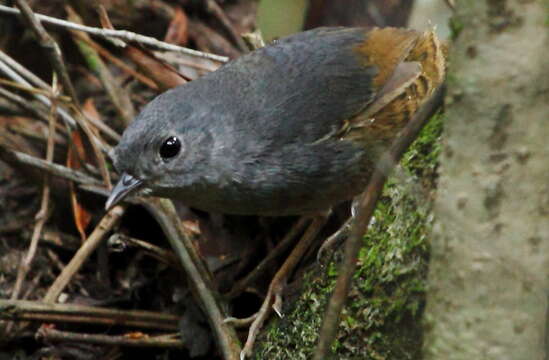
[43,205,126,303]
[444,0,456,10]
[77,34,158,90]
[0,78,71,101]
[13,0,112,189]
[10,82,59,301]
[241,30,266,51]
[144,199,241,360]
[0,52,120,143]
[0,4,228,63]
[0,48,51,90]
[21,272,43,301]
[0,86,52,124]
[204,0,248,52]
[66,6,135,126]
[14,0,78,107]
[108,233,180,268]
[317,217,352,259]
[226,217,309,299]
[313,86,445,360]
[223,313,258,329]
[0,55,76,128]
[241,216,328,359]
[0,299,179,331]
[0,147,101,185]
[37,327,183,348]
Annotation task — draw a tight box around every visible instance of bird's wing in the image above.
[198,27,423,147]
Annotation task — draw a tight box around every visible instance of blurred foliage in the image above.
[257,0,307,40]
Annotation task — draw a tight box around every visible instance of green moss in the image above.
[254,113,443,359]
[449,17,464,40]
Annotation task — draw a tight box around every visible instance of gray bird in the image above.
[106,27,445,215]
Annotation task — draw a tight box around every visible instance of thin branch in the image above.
[14,0,112,188]
[204,0,248,52]
[226,217,309,299]
[43,205,126,303]
[241,216,327,359]
[144,199,241,360]
[0,299,179,331]
[67,5,135,126]
[0,52,120,143]
[313,86,445,360]
[242,30,266,51]
[0,47,51,90]
[0,147,101,186]
[0,55,76,128]
[10,79,59,301]
[77,33,158,90]
[0,78,71,101]
[0,4,228,63]
[0,86,53,124]
[108,233,180,268]
[15,0,79,106]
[37,328,183,348]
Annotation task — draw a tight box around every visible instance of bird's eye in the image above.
[159,136,181,160]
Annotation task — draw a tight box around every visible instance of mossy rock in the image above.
[253,114,443,359]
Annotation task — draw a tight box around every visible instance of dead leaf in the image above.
[125,46,188,91]
[164,7,189,46]
[67,117,92,242]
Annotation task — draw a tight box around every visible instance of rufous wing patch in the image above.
[346,29,446,147]
[353,27,420,89]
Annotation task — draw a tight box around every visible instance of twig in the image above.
[204,0,248,52]
[108,233,180,268]
[0,78,71,101]
[444,0,456,10]
[10,78,59,301]
[0,86,53,124]
[155,51,221,74]
[223,313,258,328]
[0,147,101,186]
[0,52,120,143]
[0,54,76,128]
[43,205,126,303]
[144,199,241,360]
[66,6,135,126]
[313,86,445,360]
[0,299,179,331]
[317,217,352,259]
[77,34,158,90]
[0,4,228,63]
[14,0,78,106]
[0,47,51,90]
[14,0,112,188]
[226,217,309,299]
[37,327,183,348]
[241,216,327,359]
[241,30,266,51]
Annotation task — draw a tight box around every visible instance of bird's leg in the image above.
[240,215,328,359]
[317,195,376,259]
[317,195,361,259]
[317,217,352,260]
[225,217,310,299]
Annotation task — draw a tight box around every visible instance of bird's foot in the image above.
[239,275,286,359]
[238,216,328,359]
[317,217,352,260]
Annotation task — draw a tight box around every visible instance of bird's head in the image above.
[105,86,213,210]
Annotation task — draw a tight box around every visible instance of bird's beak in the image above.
[105,173,143,211]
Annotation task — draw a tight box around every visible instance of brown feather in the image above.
[346,28,446,149]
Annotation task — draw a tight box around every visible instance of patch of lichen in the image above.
[253,113,443,359]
